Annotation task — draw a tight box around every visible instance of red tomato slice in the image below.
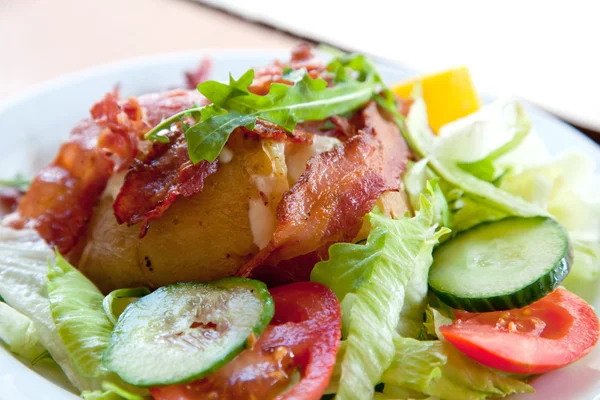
[440,288,600,374]
[150,282,341,400]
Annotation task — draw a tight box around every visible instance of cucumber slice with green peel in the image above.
[428,216,572,312]
[102,277,274,387]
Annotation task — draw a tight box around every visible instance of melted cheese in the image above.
[103,170,128,199]
[248,174,278,249]
[285,136,341,184]
[218,146,234,164]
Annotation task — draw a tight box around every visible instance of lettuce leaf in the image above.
[312,190,449,399]
[47,253,150,398]
[499,150,600,302]
[102,288,150,326]
[0,301,47,362]
[0,226,97,390]
[47,253,115,378]
[381,337,534,400]
[0,227,148,397]
[82,382,146,400]
[433,100,531,182]
[404,96,544,221]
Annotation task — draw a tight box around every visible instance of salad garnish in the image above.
[145,54,390,164]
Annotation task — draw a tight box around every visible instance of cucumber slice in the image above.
[429,216,571,312]
[102,277,274,386]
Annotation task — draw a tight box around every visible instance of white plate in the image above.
[0,50,598,400]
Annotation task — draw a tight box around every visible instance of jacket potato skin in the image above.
[78,134,287,293]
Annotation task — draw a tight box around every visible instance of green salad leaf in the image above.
[498,150,600,302]
[102,288,150,326]
[82,382,146,400]
[0,302,47,362]
[432,99,531,182]
[0,176,30,190]
[47,253,114,378]
[312,189,449,399]
[146,54,385,164]
[403,96,544,221]
[381,337,534,400]
[46,252,150,398]
[0,227,97,390]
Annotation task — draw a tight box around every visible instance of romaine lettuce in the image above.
[0,227,149,397]
[499,150,600,302]
[381,337,534,400]
[403,96,544,221]
[0,302,47,362]
[433,99,531,182]
[47,253,114,378]
[0,226,96,390]
[47,253,150,398]
[312,190,449,399]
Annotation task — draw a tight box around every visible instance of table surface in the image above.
[0,0,297,101]
[1,0,598,144]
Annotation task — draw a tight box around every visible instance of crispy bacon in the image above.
[238,102,409,277]
[249,44,326,96]
[240,120,314,144]
[0,188,24,218]
[8,119,116,253]
[91,92,146,170]
[113,128,218,237]
[185,59,212,90]
[137,89,206,127]
[6,89,205,254]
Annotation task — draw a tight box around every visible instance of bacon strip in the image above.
[9,119,116,253]
[6,90,204,254]
[185,59,212,90]
[249,44,326,96]
[113,128,218,237]
[238,102,409,277]
[0,188,24,218]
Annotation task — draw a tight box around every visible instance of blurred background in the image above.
[1,0,598,140]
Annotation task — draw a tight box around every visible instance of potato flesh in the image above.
[78,135,287,293]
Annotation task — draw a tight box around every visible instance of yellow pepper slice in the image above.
[392,66,481,134]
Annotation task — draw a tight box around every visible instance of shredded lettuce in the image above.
[102,288,150,326]
[0,227,96,390]
[0,227,148,397]
[433,100,531,182]
[47,253,115,378]
[0,302,47,362]
[82,382,146,400]
[404,97,544,222]
[381,337,534,400]
[47,253,150,398]
[498,150,600,302]
[312,189,449,399]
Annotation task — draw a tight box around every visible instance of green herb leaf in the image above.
[145,53,388,164]
[0,176,30,190]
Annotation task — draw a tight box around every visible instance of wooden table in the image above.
[0,0,297,100]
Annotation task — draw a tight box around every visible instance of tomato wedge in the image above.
[440,288,599,374]
[150,282,341,400]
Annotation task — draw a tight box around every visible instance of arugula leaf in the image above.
[146,54,386,164]
[0,176,30,190]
